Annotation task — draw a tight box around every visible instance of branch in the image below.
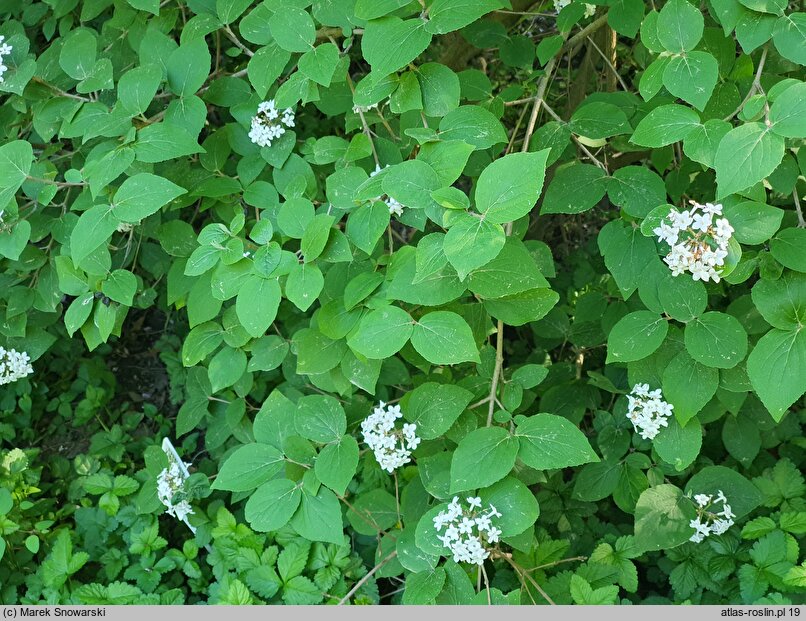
[337,551,397,605]
[723,45,768,122]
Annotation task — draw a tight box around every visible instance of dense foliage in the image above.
[1,0,805,606]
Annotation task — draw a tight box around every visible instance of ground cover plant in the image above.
[0,0,805,606]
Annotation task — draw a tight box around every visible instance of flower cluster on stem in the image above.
[360,402,420,473]
[157,438,194,522]
[248,100,295,148]
[653,201,734,282]
[689,490,735,543]
[433,496,503,566]
[626,383,674,440]
[0,347,33,385]
[0,36,12,83]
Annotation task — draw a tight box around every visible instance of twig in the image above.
[500,554,556,605]
[723,45,768,122]
[521,55,558,155]
[540,100,608,172]
[337,551,397,605]
[222,25,254,57]
[586,35,629,92]
[486,319,505,427]
[526,555,588,573]
[794,191,805,228]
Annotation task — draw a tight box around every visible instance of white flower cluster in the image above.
[553,0,596,17]
[626,383,673,440]
[689,490,736,543]
[248,99,295,148]
[433,496,503,566]
[157,438,194,522]
[0,347,33,386]
[360,401,420,473]
[653,201,734,283]
[370,164,405,217]
[0,36,12,83]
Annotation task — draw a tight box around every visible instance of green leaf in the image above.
[59,30,97,81]
[295,395,347,443]
[682,119,731,168]
[102,270,137,306]
[662,350,719,425]
[402,568,446,605]
[402,382,474,439]
[475,150,549,223]
[722,201,784,245]
[285,262,324,311]
[770,227,806,273]
[346,201,389,254]
[569,102,630,138]
[631,104,700,147]
[416,63,461,117]
[347,305,414,359]
[118,64,162,116]
[269,7,317,52]
[478,477,539,537]
[425,0,505,34]
[450,426,518,493]
[654,417,702,471]
[298,43,340,87]
[443,212,506,280]
[515,413,599,470]
[747,328,806,421]
[166,39,211,97]
[290,486,344,545]
[315,436,359,496]
[0,220,31,261]
[211,443,285,492]
[134,123,205,163]
[484,287,559,326]
[382,160,441,209]
[113,173,186,222]
[363,17,432,76]
[769,82,806,138]
[570,575,619,605]
[438,105,507,149]
[685,466,763,518]
[607,166,667,218]
[410,311,480,365]
[70,206,117,267]
[714,122,785,199]
[216,0,253,24]
[541,163,608,214]
[608,0,645,37]
[65,293,95,337]
[236,276,281,338]
[662,51,718,111]
[0,140,33,206]
[772,13,806,65]
[656,0,704,51]
[248,44,291,98]
[467,238,549,298]
[244,479,302,532]
[684,312,748,369]
[752,272,806,331]
[606,311,669,363]
[633,484,697,553]
[182,322,223,366]
[208,346,247,391]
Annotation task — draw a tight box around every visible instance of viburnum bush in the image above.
[0,0,805,606]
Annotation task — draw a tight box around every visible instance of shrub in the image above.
[0,0,805,606]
